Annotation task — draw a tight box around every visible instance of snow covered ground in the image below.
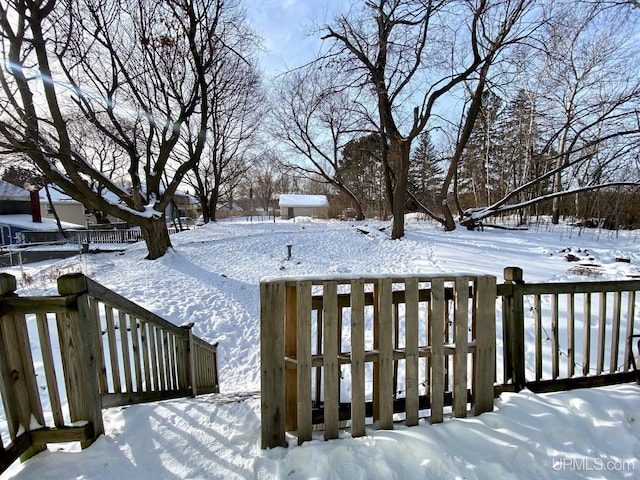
[1,217,639,479]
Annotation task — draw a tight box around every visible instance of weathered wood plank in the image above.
[131,317,143,391]
[567,293,575,378]
[551,294,559,380]
[521,280,640,296]
[169,334,178,390]
[596,292,607,375]
[2,296,76,314]
[473,276,496,415]
[583,293,592,376]
[260,281,286,449]
[534,294,542,381]
[71,290,105,446]
[296,281,313,444]
[404,279,419,426]
[285,285,297,432]
[429,278,445,424]
[119,311,133,393]
[149,324,160,391]
[35,313,64,427]
[503,267,525,390]
[350,279,366,438]
[453,278,468,418]
[623,291,635,372]
[610,292,622,374]
[314,308,323,407]
[30,423,94,444]
[0,313,22,441]
[104,305,121,393]
[323,281,339,440]
[89,298,108,395]
[377,278,394,430]
[140,321,152,392]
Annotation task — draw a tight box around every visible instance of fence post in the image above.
[180,323,196,397]
[57,274,105,448]
[473,276,496,415]
[260,281,286,449]
[503,267,525,391]
[0,274,46,460]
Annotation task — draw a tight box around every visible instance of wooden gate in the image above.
[260,274,497,448]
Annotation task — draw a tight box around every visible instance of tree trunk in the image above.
[390,139,410,239]
[140,217,172,260]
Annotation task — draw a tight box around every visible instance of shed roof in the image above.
[278,194,328,208]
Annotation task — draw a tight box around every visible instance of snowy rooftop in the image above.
[0,214,84,230]
[278,194,328,208]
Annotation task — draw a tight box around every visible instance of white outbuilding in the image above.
[278,194,329,220]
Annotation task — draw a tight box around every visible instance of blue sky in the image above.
[247,0,342,77]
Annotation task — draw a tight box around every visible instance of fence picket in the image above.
[453,278,468,418]
[551,294,559,380]
[473,276,496,415]
[597,293,607,375]
[104,306,122,393]
[610,292,621,373]
[119,312,133,392]
[323,281,339,440]
[350,279,366,438]
[567,293,575,377]
[377,278,394,430]
[430,278,445,424]
[35,313,64,427]
[624,291,635,372]
[583,293,592,376]
[534,294,542,381]
[404,279,419,427]
[296,281,312,444]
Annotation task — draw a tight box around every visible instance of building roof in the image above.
[0,214,84,230]
[0,180,30,200]
[278,194,329,208]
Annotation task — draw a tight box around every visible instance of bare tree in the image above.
[0,0,253,258]
[322,0,536,238]
[457,2,640,228]
[182,22,264,224]
[271,65,368,220]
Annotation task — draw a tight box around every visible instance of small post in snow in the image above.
[286,243,292,260]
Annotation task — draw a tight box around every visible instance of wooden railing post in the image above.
[180,323,196,397]
[260,281,286,449]
[57,274,104,448]
[473,276,496,415]
[503,267,525,391]
[0,273,47,461]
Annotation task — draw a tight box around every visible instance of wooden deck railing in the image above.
[260,274,497,448]
[500,267,639,393]
[260,269,640,449]
[0,273,218,473]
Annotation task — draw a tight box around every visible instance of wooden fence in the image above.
[500,267,638,393]
[0,273,218,473]
[260,274,497,449]
[260,269,640,449]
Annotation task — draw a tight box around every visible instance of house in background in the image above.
[278,194,329,220]
[39,185,201,226]
[40,187,90,227]
[0,181,83,244]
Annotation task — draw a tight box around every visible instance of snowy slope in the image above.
[1,218,639,479]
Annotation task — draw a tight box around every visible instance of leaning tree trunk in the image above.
[140,217,172,260]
